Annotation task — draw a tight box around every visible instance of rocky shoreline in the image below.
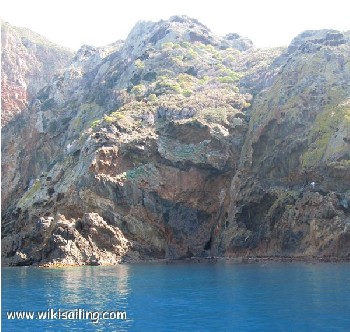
[5,255,347,268]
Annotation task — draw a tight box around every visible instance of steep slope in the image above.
[1,17,349,266]
[216,30,350,258]
[2,16,257,265]
[1,21,73,125]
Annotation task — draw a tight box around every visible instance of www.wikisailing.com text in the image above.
[6,308,127,323]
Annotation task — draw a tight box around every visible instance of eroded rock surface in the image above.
[215,29,350,258]
[1,21,73,125]
[1,17,349,265]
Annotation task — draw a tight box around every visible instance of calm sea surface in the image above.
[2,262,350,331]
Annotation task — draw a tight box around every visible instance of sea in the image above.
[2,261,350,331]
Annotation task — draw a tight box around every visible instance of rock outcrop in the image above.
[216,29,350,258]
[1,17,349,265]
[1,21,73,125]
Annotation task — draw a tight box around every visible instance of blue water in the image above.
[2,262,350,331]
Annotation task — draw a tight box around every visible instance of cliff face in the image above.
[1,21,73,125]
[1,17,349,266]
[217,30,350,258]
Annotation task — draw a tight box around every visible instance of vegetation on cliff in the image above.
[1,17,349,265]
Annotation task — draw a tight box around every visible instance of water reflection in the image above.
[53,265,131,310]
[2,263,350,331]
[2,265,132,331]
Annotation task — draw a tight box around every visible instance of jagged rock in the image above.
[287,29,347,54]
[223,33,253,51]
[1,213,132,266]
[214,26,350,258]
[1,17,350,265]
[1,21,73,125]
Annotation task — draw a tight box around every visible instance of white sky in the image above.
[1,0,349,50]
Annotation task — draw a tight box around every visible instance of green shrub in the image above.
[170,56,184,67]
[161,42,174,49]
[147,94,157,102]
[91,119,101,128]
[199,76,209,85]
[181,41,191,49]
[110,111,125,120]
[186,48,198,60]
[134,59,145,69]
[103,115,114,123]
[131,84,146,96]
[155,78,182,94]
[205,44,216,53]
[183,89,193,97]
[218,76,238,84]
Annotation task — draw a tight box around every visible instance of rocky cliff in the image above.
[1,16,349,266]
[217,30,350,257]
[1,21,73,125]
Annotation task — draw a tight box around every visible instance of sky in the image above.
[1,0,349,50]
